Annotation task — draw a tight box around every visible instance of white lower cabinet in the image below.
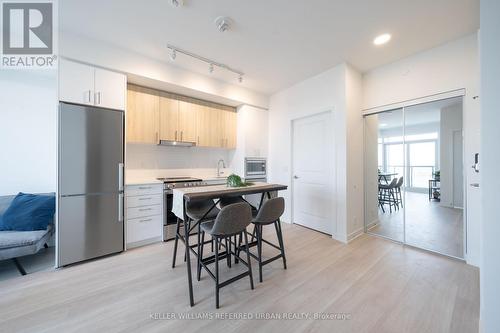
[125,184,163,248]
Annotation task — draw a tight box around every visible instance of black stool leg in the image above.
[184,220,190,262]
[234,234,239,264]
[256,224,263,283]
[13,258,27,275]
[275,219,287,269]
[244,231,254,290]
[214,237,220,309]
[197,230,205,281]
[225,237,231,268]
[172,218,181,268]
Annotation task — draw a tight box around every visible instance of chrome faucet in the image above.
[217,159,226,177]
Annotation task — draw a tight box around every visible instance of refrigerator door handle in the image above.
[118,193,124,222]
[118,163,124,191]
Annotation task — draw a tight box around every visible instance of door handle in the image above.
[293,175,299,179]
[118,163,124,192]
[470,183,480,188]
[118,193,124,222]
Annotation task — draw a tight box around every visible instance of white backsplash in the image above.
[126,143,233,170]
[125,143,235,180]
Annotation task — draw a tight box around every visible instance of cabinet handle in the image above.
[139,208,152,212]
[86,90,92,103]
[138,186,151,190]
[98,92,102,105]
[175,130,177,141]
[138,197,152,201]
[156,132,159,144]
[181,131,183,141]
[139,218,153,223]
[197,136,199,145]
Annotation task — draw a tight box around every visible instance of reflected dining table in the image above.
[172,182,288,306]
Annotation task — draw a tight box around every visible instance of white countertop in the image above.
[125,169,230,186]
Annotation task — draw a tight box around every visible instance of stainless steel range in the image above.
[158,177,208,241]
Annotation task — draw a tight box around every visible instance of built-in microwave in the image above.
[245,158,267,179]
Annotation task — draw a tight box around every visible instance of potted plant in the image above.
[433,170,440,181]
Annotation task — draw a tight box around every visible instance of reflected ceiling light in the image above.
[373,33,391,46]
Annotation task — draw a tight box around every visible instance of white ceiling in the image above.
[59,0,479,95]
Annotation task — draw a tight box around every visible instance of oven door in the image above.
[245,158,267,179]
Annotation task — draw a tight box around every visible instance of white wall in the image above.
[268,63,363,242]
[60,31,269,109]
[362,33,480,266]
[229,105,269,177]
[0,70,57,196]
[480,0,500,331]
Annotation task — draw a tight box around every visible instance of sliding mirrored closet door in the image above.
[364,108,404,243]
[363,97,464,259]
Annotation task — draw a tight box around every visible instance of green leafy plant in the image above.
[226,174,253,187]
[433,170,440,180]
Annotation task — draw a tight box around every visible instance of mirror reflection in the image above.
[364,97,464,258]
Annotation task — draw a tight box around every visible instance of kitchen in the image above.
[58,58,270,260]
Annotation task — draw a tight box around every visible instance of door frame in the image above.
[362,90,467,260]
[290,109,337,237]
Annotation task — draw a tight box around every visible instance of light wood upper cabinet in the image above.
[178,99,197,143]
[159,92,179,141]
[126,85,236,148]
[197,104,222,147]
[222,110,237,149]
[126,85,159,144]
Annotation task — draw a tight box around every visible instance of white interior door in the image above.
[292,112,335,234]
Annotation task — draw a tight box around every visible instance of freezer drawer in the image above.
[58,193,124,266]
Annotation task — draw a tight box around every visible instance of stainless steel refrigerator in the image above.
[58,102,124,267]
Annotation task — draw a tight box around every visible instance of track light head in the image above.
[209,63,214,73]
[169,48,176,61]
[238,75,243,83]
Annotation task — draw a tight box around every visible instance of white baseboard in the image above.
[347,227,364,243]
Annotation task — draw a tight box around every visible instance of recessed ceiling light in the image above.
[373,33,391,46]
[170,0,184,7]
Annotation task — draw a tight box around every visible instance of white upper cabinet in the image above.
[94,67,126,110]
[59,59,95,106]
[59,59,126,110]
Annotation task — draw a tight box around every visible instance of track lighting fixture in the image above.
[166,44,244,83]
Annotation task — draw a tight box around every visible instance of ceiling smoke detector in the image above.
[170,0,184,8]
[215,16,232,32]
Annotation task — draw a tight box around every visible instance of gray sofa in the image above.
[0,195,54,275]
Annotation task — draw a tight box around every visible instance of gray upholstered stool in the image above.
[243,197,286,283]
[171,199,220,268]
[198,202,254,308]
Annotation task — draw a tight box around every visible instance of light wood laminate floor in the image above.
[0,224,479,333]
[370,192,464,257]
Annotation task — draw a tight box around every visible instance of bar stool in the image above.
[171,199,219,268]
[198,202,254,308]
[244,197,286,283]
